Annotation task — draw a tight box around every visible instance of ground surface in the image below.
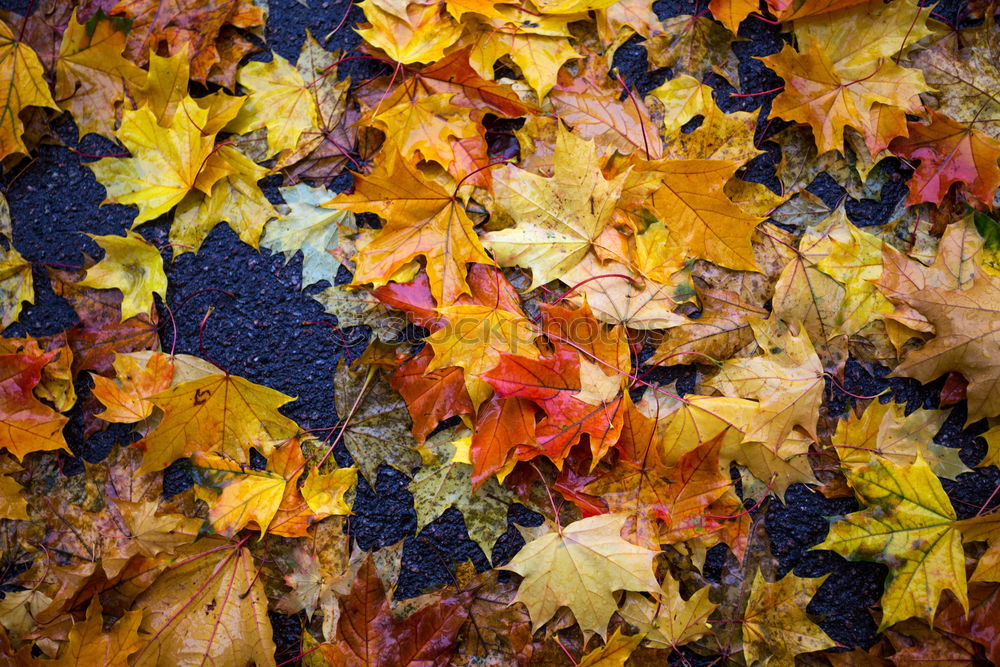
[2,0,998,662]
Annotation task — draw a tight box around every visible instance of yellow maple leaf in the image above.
[832,400,967,479]
[78,231,167,320]
[90,96,239,224]
[742,570,836,665]
[618,573,718,649]
[0,18,59,160]
[53,597,142,667]
[577,628,643,666]
[501,513,660,637]
[130,540,275,666]
[619,157,764,272]
[0,243,33,329]
[356,0,463,64]
[91,351,174,423]
[54,10,145,138]
[458,12,580,98]
[227,53,319,157]
[481,126,629,289]
[815,455,967,629]
[366,86,483,167]
[302,466,358,516]
[887,272,1000,422]
[708,322,825,446]
[332,152,492,306]
[193,442,305,537]
[171,148,278,252]
[0,472,29,520]
[137,372,300,474]
[762,43,927,156]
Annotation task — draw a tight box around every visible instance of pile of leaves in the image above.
[2,0,1000,662]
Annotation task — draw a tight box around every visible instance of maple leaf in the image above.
[91,351,174,423]
[129,540,275,666]
[764,45,926,156]
[51,597,142,667]
[388,346,473,442]
[173,152,280,252]
[470,395,536,488]
[0,346,69,460]
[559,256,690,330]
[405,47,536,117]
[192,442,305,537]
[90,95,239,224]
[312,284,408,341]
[53,11,145,139]
[483,347,624,465]
[618,156,765,272]
[815,455,970,629]
[227,52,320,157]
[0,243,33,329]
[333,152,492,306]
[302,466,357,516]
[890,109,1000,206]
[586,431,732,548]
[356,0,463,64]
[882,271,1000,421]
[911,33,1000,143]
[595,0,663,48]
[408,429,513,558]
[319,555,469,666]
[136,371,300,474]
[832,400,967,479]
[78,231,167,321]
[49,268,161,375]
[276,518,357,640]
[742,570,837,665]
[335,361,421,483]
[936,582,1000,665]
[425,302,538,409]
[11,444,200,602]
[549,56,662,159]
[708,323,825,446]
[709,0,761,32]
[261,184,356,288]
[644,15,733,79]
[457,14,580,98]
[577,628,643,666]
[110,0,265,86]
[0,17,59,160]
[769,211,893,371]
[649,74,715,136]
[652,288,768,366]
[502,513,660,637]
[481,126,629,289]
[363,83,485,169]
[618,573,718,649]
[272,33,358,183]
[0,471,29,521]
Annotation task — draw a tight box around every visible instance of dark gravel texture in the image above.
[3,0,998,661]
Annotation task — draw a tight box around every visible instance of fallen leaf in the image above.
[0,18,59,160]
[78,231,167,321]
[137,372,300,474]
[333,152,492,306]
[501,513,660,637]
[91,351,174,423]
[481,125,629,289]
[129,540,276,666]
[742,570,837,666]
